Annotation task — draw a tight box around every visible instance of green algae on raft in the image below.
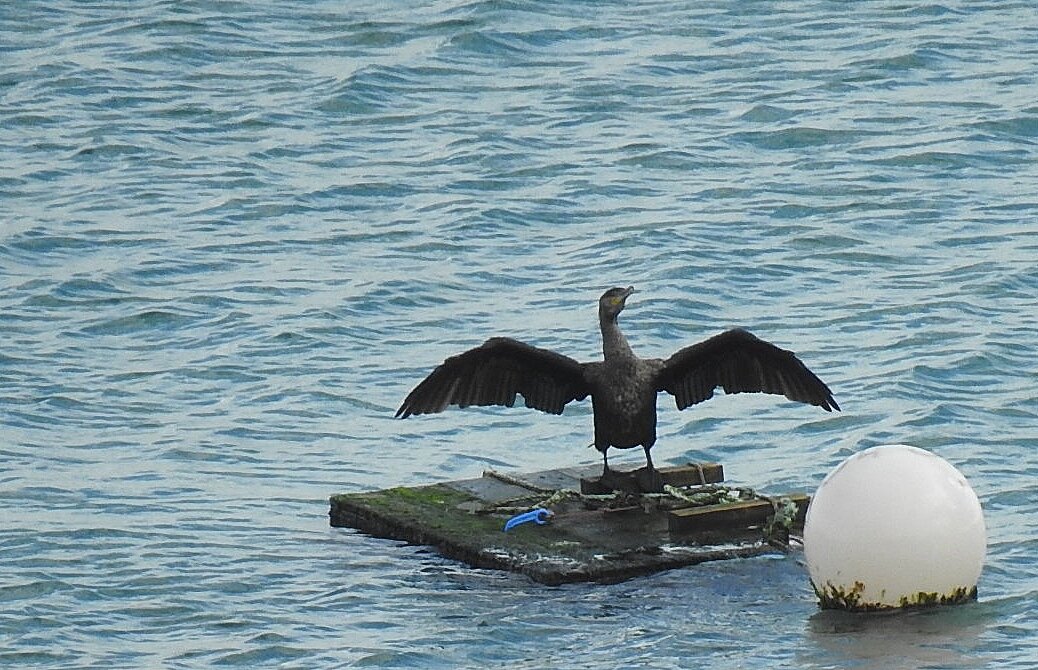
[330,484,593,562]
[329,464,804,584]
[331,484,505,545]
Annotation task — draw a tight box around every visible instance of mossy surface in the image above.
[331,484,504,540]
[333,485,473,515]
[329,474,793,584]
[330,484,589,558]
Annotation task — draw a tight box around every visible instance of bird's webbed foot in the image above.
[634,465,664,494]
[635,446,665,493]
[595,446,665,494]
[597,463,664,494]
[599,466,632,493]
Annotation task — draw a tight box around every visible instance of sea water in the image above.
[2,1,1037,667]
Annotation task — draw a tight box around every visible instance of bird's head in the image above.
[599,286,634,321]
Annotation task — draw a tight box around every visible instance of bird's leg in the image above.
[639,445,664,493]
[642,445,654,473]
[598,447,629,492]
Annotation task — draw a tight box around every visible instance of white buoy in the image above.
[803,444,985,611]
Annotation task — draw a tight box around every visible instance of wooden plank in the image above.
[660,463,725,487]
[667,493,810,533]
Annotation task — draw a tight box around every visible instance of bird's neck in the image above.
[600,315,634,361]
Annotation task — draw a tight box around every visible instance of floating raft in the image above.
[330,463,808,585]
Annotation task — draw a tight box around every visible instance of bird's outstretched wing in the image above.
[655,329,839,412]
[395,337,590,418]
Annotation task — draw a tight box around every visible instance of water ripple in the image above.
[1,0,1037,668]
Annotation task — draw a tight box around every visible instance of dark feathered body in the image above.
[396,286,839,487]
[583,300,666,456]
[585,358,660,450]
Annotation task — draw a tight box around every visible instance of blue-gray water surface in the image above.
[2,1,1037,668]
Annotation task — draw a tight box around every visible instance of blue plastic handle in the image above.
[503,508,552,532]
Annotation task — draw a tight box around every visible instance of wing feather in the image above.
[655,329,839,412]
[396,337,590,418]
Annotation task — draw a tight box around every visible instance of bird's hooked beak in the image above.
[618,286,635,306]
[601,285,636,315]
[615,286,634,312]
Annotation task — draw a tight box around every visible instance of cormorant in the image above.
[396,286,839,491]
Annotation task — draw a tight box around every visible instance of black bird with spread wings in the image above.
[396,286,839,491]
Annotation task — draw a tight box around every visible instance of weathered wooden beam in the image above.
[667,493,810,533]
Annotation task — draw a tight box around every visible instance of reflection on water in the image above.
[801,601,995,669]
